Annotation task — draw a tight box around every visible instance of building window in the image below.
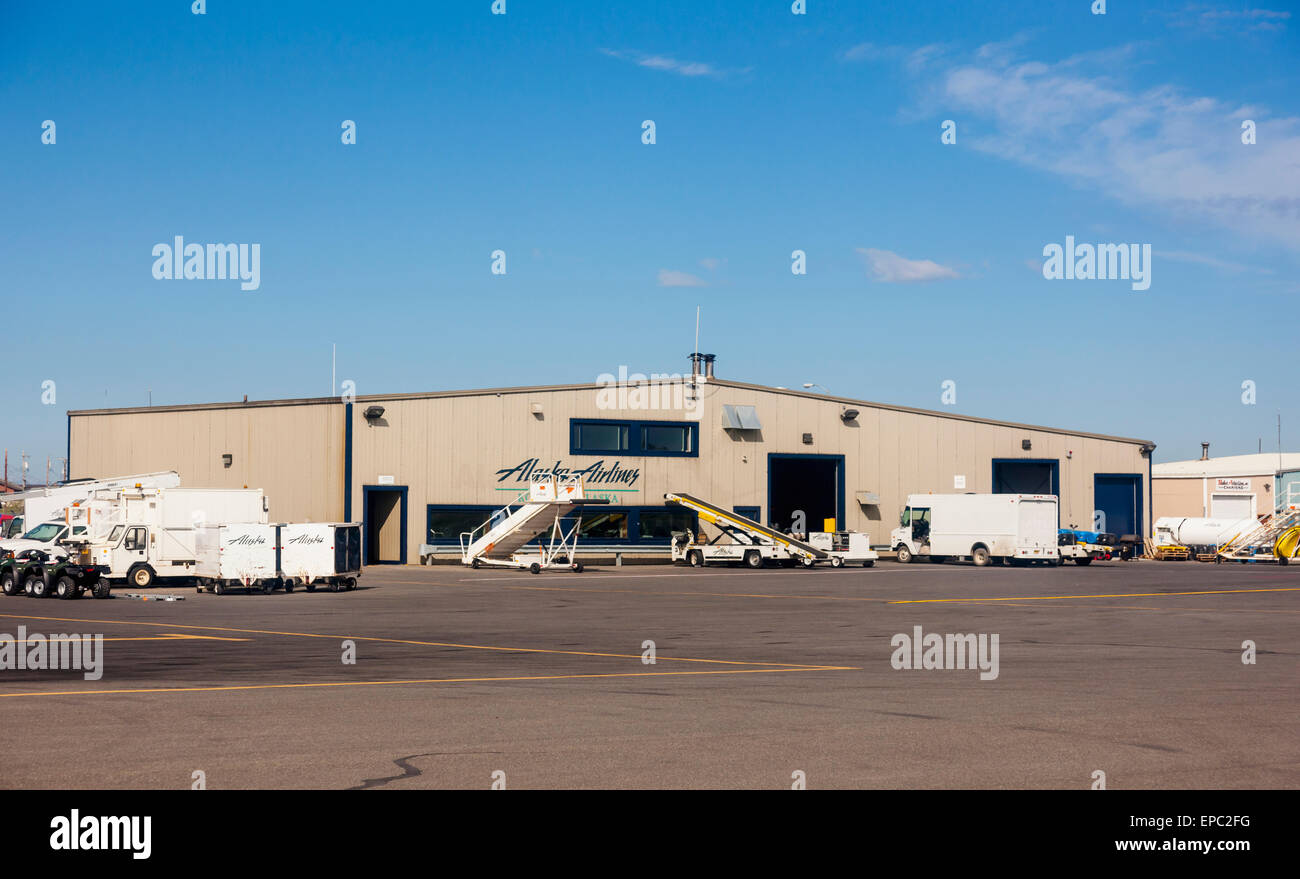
[426,505,697,546]
[570,419,699,458]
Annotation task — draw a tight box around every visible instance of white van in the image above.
[890,493,1059,566]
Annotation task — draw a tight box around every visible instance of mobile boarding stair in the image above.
[663,492,830,568]
[1214,489,1300,566]
[460,477,609,573]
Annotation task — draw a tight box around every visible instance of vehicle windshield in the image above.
[901,507,930,527]
[20,523,63,542]
[108,525,125,544]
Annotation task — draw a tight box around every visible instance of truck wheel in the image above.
[972,547,991,567]
[127,564,155,588]
[800,556,815,568]
[1075,557,1092,567]
[92,579,111,599]
[0,572,16,596]
[863,560,875,568]
[744,550,762,569]
[687,550,704,568]
[895,545,913,564]
[830,556,844,568]
[56,576,77,599]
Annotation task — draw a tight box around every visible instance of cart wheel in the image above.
[346,577,357,590]
[830,556,844,568]
[470,558,481,569]
[529,563,541,575]
[213,582,226,595]
[283,580,295,593]
[261,581,274,594]
[330,580,343,592]
[306,582,316,592]
[862,560,875,568]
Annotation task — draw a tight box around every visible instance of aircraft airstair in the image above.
[1215,486,1300,565]
[460,477,608,573]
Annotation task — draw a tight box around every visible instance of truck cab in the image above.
[87,524,156,586]
[0,520,86,559]
[889,504,932,562]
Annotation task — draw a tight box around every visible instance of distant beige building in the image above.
[69,361,1155,564]
[1153,448,1300,522]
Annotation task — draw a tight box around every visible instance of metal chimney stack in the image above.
[1201,442,1210,461]
[703,353,716,378]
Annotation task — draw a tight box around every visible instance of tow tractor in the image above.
[664,492,833,568]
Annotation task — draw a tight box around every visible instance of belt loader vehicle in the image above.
[279,523,361,592]
[890,493,1059,566]
[664,492,831,568]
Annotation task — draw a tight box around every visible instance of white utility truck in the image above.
[194,523,281,594]
[807,531,879,567]
[0,520,91,560]
[4,471,181,535]
[82,487,269,587]
[279,522,361,592]
[890,493,1059,566]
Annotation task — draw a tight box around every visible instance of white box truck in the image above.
[194,523,281,594]
[4,471,181,538]
[279,523,362,592]
[890,493,1059,566]
[81,487,269,587]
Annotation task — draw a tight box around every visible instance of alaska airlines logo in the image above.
[287,535,324,544]
[228,534,267,546]
[495,458,640,486]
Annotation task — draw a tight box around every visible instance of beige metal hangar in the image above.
[68,358,1155,565]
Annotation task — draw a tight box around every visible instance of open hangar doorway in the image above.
[767,454,844,533]
[363,484,408,565]
[992,458,1060,525]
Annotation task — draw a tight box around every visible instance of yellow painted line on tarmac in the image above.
[0,665,854,700]
[887,587,1300,605]
[0,613,828,669]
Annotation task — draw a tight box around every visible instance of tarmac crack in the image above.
[349,751,504,790]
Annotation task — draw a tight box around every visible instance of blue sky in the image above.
[2,0,1298,482]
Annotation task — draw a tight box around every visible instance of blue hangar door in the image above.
[1093,474,1143,539]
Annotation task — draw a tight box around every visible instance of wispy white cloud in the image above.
[698,257,726,271]
[863,37,1300,250]
[658,269,708,287]
[1165,5,1291,34]
[857,248,960,283]
[600,49,748,78]
[1156,249,1274,273]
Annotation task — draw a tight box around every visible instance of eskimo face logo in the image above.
[228,534,266,546]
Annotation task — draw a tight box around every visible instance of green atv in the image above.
[0,548,110,599]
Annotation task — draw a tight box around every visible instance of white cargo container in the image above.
[807,531,879,567]
[194,523,281,595]
[279,523,361,592]
[81,487,270,587]
[890,493,1059,566]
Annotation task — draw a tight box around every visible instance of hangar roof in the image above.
[68,377,1156,447]
[1153,453,1300,479]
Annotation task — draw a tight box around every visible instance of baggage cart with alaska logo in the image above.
[194,524,280,595]
[279,523,361,592]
